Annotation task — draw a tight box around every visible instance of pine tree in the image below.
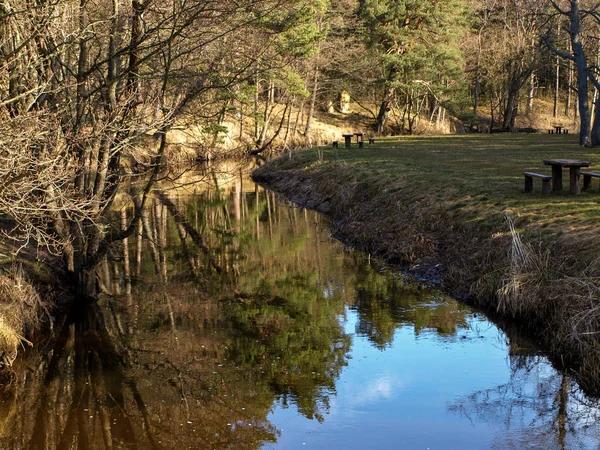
[356,0,467,133]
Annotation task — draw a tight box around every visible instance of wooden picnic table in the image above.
[354,132,364,143]
[342,133,353,148]
[554,125,563,134]
[543,159,591,195]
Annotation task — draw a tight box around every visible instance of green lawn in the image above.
[296,133,600,239]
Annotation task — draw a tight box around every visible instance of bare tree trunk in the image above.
[566,40,573,116]
[283,102,294,147]
[503,78,520,130]
[591,49,600,146]
[569,1,591,145]
[74,0,90,193]
[135,219,143,278]
[254,76,260,140]
[255,183,260,242]
[376,87,395,134]
[474,31,482,116]
[528,72,535,115]
[489,94,495,131]
[441,107,446,129]
[554,23,560,118]
[121,209,131,295]
[591,85,598,125]
[257,80,273,146]
[293,102,304,136]
[304,65,319,137]
[142,210,160,276]
[127,0,145,95]
[257,102,290,151]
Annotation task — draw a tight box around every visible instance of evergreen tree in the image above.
[356,0,467,133]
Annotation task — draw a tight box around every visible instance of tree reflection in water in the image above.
[448,327,600,450]
[1,165,595,449]
[0,167,356,449]
[0,297,280,449]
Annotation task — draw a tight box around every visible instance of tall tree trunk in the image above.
[254,76,260,140]
[283,102,294,147]
[304,65,319,137]
[566,40,573,116]
[503,78,520,130]
[591,51,600,146]
[74,0,89,193]
[376,87,395,134]
[121,209,131,295]
[528,72,535,115]
[127,0,145,96]
[257,80,273,146]
[489,94,495,131]
[570,1,591,146]
[474,31,482,116]
[554,23,561,118]
[76,266,99,301]
[591,84,598,126]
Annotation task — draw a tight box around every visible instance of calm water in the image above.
[2,164,600,449]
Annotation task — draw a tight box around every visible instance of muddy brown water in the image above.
[1,165,600,449]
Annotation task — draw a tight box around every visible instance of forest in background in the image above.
[0,0,599,300]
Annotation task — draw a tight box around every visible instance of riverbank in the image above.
[252,134,600,394]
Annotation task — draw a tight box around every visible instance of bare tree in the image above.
[544,0,597,146]
[0,0,307,300]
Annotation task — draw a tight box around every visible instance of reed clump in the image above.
[495,224,600,392]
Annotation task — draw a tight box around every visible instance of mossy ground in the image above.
[253,133,600,394]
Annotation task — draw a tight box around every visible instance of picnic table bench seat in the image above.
[582,171,600,190]
[524,171,552,194]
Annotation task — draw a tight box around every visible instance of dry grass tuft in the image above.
[496,215,551,316]
[0,267,46,369]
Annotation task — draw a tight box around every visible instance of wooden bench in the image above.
[332,140,339,148]
[582,171,600,190]
[524,172,552,194]
[368,137,376,144]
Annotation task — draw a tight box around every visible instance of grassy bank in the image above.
[252,133,600,393]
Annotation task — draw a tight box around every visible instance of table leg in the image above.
[570,167,581,195]
[551,165,562,191]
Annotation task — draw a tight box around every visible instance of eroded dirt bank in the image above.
[253,157,600,395]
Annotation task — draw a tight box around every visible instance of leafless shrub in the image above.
[0,110,90,254]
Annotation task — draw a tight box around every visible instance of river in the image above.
[1,163,600,449]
